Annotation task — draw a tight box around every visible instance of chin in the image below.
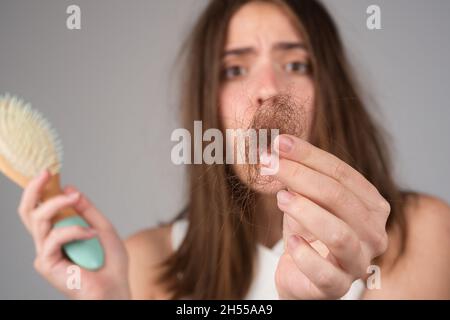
[233,164,285,195]
[250,176,285,194]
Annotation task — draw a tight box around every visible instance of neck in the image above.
[254,193,283,249]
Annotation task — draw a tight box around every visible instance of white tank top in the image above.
[171,218,366,300]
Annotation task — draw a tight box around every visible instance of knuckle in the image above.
[348,236,362,257]
[291,164,304,180]
[301,142,313,161]
[380,199,391,214]
[30,209,42,222]
[374,193,391,214]
[30,210,44,225]
[333,161,348,182]
[372,231,389,256]
[325,181,345,206]
[291,195,306,213]
[330,227,353,250]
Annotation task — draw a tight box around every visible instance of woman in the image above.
[17,0,450,299]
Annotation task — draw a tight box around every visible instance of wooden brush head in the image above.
[0,94,76,222]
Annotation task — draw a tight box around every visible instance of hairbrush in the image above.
[0,93,104,270]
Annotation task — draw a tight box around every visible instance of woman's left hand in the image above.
[265,134,391,299]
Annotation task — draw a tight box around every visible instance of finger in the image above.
[282,213,315,248]
[40,225,97,263]
[277,190,367,278]
[31,192,81,251]
[287,235,353,299]
[274,134,390,213]
[63,186,113,231]
[18,170,50,228]
[274,158,374,235]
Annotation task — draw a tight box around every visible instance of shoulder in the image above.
[367,193,450,299]
[404,192,450,225]
[401,193,450,259]
[125,223,174,261]
[125,222,175,299]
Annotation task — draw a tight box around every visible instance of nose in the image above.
[254,64,279,106]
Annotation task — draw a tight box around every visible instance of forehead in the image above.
[225,2,302,48]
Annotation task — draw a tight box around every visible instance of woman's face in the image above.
[219,2,315,193]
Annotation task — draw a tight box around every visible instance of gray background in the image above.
[0,0,449,299]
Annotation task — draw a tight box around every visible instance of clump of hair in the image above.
[245,93,306,188]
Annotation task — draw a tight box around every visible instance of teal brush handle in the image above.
[53,215,105,271]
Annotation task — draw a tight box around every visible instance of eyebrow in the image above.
[274,42,306,51]
[223,42,306,57]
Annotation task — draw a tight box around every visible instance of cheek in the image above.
[288,78,315,108]
[219,84,256,130]
[287,79,315,139]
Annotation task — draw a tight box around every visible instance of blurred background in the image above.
[0,0,449,299]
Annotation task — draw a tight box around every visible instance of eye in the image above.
[222,65,247,80]
[284,61,311,75]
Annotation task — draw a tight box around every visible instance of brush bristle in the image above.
[0,93,63,178]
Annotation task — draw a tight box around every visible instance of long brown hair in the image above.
[158,0,417,299]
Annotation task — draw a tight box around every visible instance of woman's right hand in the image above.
[17,170,130,299]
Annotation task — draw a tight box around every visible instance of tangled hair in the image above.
[245,93,306,188]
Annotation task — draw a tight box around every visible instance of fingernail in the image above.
[288,235,300,251]
[39,169,48,178]
[260,151,272,167]
[260,166,271,176]
[277,190,294,205]
[278,135,294,153]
